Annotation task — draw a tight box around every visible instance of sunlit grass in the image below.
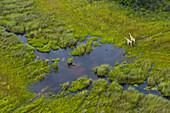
[0,0,169,112]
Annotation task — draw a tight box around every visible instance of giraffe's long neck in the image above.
[124,37,129,41]
[130,34,135,41]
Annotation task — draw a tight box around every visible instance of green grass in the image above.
[93,42,100,47]
[93,64,110,77]
[86,40,93,54]
[69,76,92,92]
[50,41,59,50]
[0,0,169,112]
[60,81,69,91]
[36,42,51,53]
[139,94,170,113]
[51,58,58,71]
[0,27,50,112]
[78,79,108,112]
[67,57,73,65]
[69,43,86,56]
[109,59,151,84]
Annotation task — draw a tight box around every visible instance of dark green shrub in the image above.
[109,0,168,13]
[67,57,73,65]
[93,64,109,77]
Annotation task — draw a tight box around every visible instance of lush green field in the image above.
[0,0,170,112]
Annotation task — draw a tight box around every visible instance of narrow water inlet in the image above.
[1,26,168,100]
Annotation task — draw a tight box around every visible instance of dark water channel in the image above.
[1,27,168,99]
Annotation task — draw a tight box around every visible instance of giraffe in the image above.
[129,33,135,46]
[124,37,132,47]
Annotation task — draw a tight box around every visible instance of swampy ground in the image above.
[0,0,170,112]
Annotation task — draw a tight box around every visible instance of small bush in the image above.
[37,44,51,53]
[69,76,92,92]
[58,33,78,47]
[69,44,86,56]
[67,57,73,65]
[35,74,45,81]
[50,41,59,50]
[93,64,109,77]
[86,40,93,54]
[93,42,100,47]
[51,59,58,71]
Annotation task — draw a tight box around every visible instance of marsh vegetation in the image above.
[0,0,169,112]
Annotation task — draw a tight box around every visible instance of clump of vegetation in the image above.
[86,40,93,54]
[115,62,119,66]
[148,69,170,97]
[50,41,59,50]
[6,21,17,31]
[37,44,51,53]
[69,44,86,56]
[109,59,151,84]
[90,37,98,41]
[58,33,78,47]
[67,57,73,65]
[14,98,45,113]
[93,64,109,77]
[97,86,144,112]
[35,74,46,82]
[42,90,89,112]
[27,60,50,80]
[93,42,100,47]
[139,94,170,113]
[70,39,96,55]
[78,79,108,112]
[28,38,48,48]
[148,76,156,86]
[11,26,25,34]
[56,58,60,61]
[51,59,58,71]
[69,76,92,92]
[60,82,69,91]
[51,59,55,62]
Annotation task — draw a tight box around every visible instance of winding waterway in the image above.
[1,26,168,100]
